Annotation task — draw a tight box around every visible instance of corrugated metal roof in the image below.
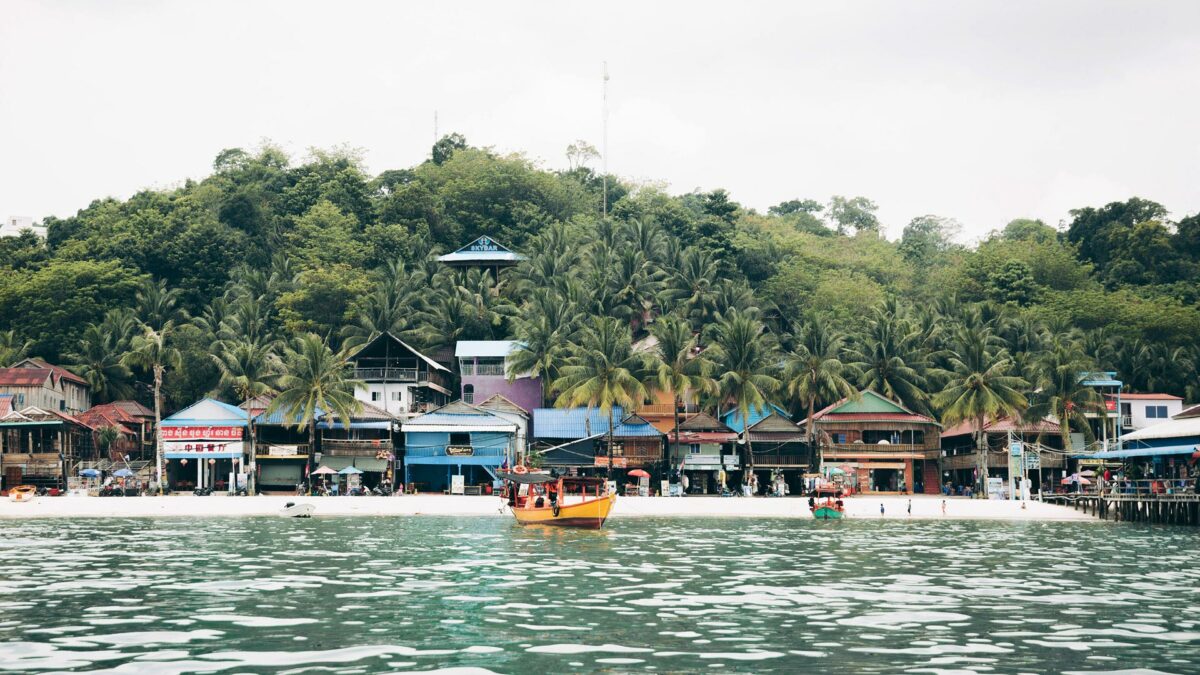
[16,358,88,386]
[942,416,1059,438]
[455,340,518,358]
[1122,417,1200,442]
[722,404,790,433]
[1107,393,1182,401]
[162,398,250,427]
[533,407,662,439]
[256,405,326,427]
[438,250,523,263]
[0,395,11,417]
[817,412,938,424]
[0,368,51,386]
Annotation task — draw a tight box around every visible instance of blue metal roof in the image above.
[161,398,250,427]
[255,406,326,427]
[722,403,791,433]
[1079,371,1122,387]
[533,407,662,439]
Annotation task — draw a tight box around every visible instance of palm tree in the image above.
[709,311,780,482]
[267,334,365,484]
[783,320,858,471]
[847,307,931,414]
[649,316,715,464]
[94,425,122,461]
[0,329,31,367]
[121,321,182,495]
[508,288,580,405]
[554,317,653,479]
[212,338,281,495]
[1026,337,1107,456]
[933,326,1029,496]
[68,322,135,403]
[135,278,187,330]
[666,248,720,332]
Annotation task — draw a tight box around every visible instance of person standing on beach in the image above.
[907,499,912,516]
[941,499,947,516]
[880,503,885,517]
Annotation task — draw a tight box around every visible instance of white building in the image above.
[347,333,451,418]
[0,216,46,239]
[1110,393,1186,432]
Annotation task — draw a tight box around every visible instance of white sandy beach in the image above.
[0,493,1094,521]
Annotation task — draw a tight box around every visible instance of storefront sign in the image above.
[162,426,241,441]
[1105,399,1117,411]
[446,446,474,456]
[165,440,244,455]
[268,445,300,457]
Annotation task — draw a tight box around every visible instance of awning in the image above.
[1078,444,1199,460]
[319,456,354,471]
[354,457,388,472]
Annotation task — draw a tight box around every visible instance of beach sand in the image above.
[0,493,1094,521]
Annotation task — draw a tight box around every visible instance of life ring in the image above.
[513,465,528,475]
[552,502,560,517]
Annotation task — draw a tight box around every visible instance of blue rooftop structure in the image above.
[161,398,249,427]
[721,403,792,434]
[1079,371,1122,387]
[437,236,525,267]
[533,407,662,439]
[255,405,326,427]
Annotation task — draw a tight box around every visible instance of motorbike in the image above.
[193,486,213,496]
[371,485,393,496]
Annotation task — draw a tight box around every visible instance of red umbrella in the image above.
[628,469,650,478]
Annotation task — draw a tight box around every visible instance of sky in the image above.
[2,1,1199,242]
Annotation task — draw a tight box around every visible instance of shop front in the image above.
[159,399,250,494]
[255,444,309,492]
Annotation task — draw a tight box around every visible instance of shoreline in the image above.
[0,494,1096,521]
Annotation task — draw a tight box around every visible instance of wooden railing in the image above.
[354,367,420,382]
[751,454,809,466]
[1068,478,1197,498]
[321,439,393,456]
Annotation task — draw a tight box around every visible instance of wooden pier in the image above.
[1044,479,1200,525]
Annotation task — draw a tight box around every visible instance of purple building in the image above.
[455,341,542,415]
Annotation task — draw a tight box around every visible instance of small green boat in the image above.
[811,487,845,519]
[813,503,844,519]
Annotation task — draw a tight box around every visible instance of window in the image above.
[832,433,848,444]
[1147,405,1168,419]
[391,391,401,401]
[59,400,65,411]
[463,384,474,404]
[371,391,380,402]
[449,432,471,446]
[689,443,701,455]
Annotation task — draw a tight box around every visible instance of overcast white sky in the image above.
[2,1,1198,241]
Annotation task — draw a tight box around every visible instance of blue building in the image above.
[532,407,664,479]
[400,401,518,493]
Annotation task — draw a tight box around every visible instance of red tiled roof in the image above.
[17,358,89,386]
[0,395,11,417]
[1105,393,1183,401]
[0,368,52,386]
[107,400,154,417]
[818,412,937,424]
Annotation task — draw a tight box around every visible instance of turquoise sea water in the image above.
[0,516,1198,674]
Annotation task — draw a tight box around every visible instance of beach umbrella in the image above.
[311,466,338,476]
[1077,476,1092,485]
[338,466,364,475]
[827,467,845,475]
[113,468,134,478]
[628,469,650,478]
[79,468,101,478]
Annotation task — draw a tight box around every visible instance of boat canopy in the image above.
[497,471,557,485]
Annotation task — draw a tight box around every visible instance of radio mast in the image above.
[602,61,609,218]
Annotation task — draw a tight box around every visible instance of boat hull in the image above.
[511,494,616,529]
[812,505,843,519]
[279,503,315,518]
[8,486,36,503]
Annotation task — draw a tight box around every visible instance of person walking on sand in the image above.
[907,499,912,516]
[880,503,885,517]
[941,499,946,516]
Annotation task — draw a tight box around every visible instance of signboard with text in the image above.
[594,457,628,468]
[162,426,241,441]
[446,446,474,457]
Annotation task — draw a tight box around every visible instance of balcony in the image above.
[321,438,394,456]
[636,403,700,416]
[462,363,506,377]
[1121,415,1133,429]
[824,443,932,458]
[751,454,809,467]
[354,367,420,382]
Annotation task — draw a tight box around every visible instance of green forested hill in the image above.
[0,136,1197,420]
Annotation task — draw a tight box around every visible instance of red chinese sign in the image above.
[161,426,242,440]
[593,457,628,468]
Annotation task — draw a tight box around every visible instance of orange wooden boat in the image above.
[499,470,616,529]
[8,485,37,503]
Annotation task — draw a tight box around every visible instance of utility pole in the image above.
[602,61,609,218]
[434,110,439,147]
